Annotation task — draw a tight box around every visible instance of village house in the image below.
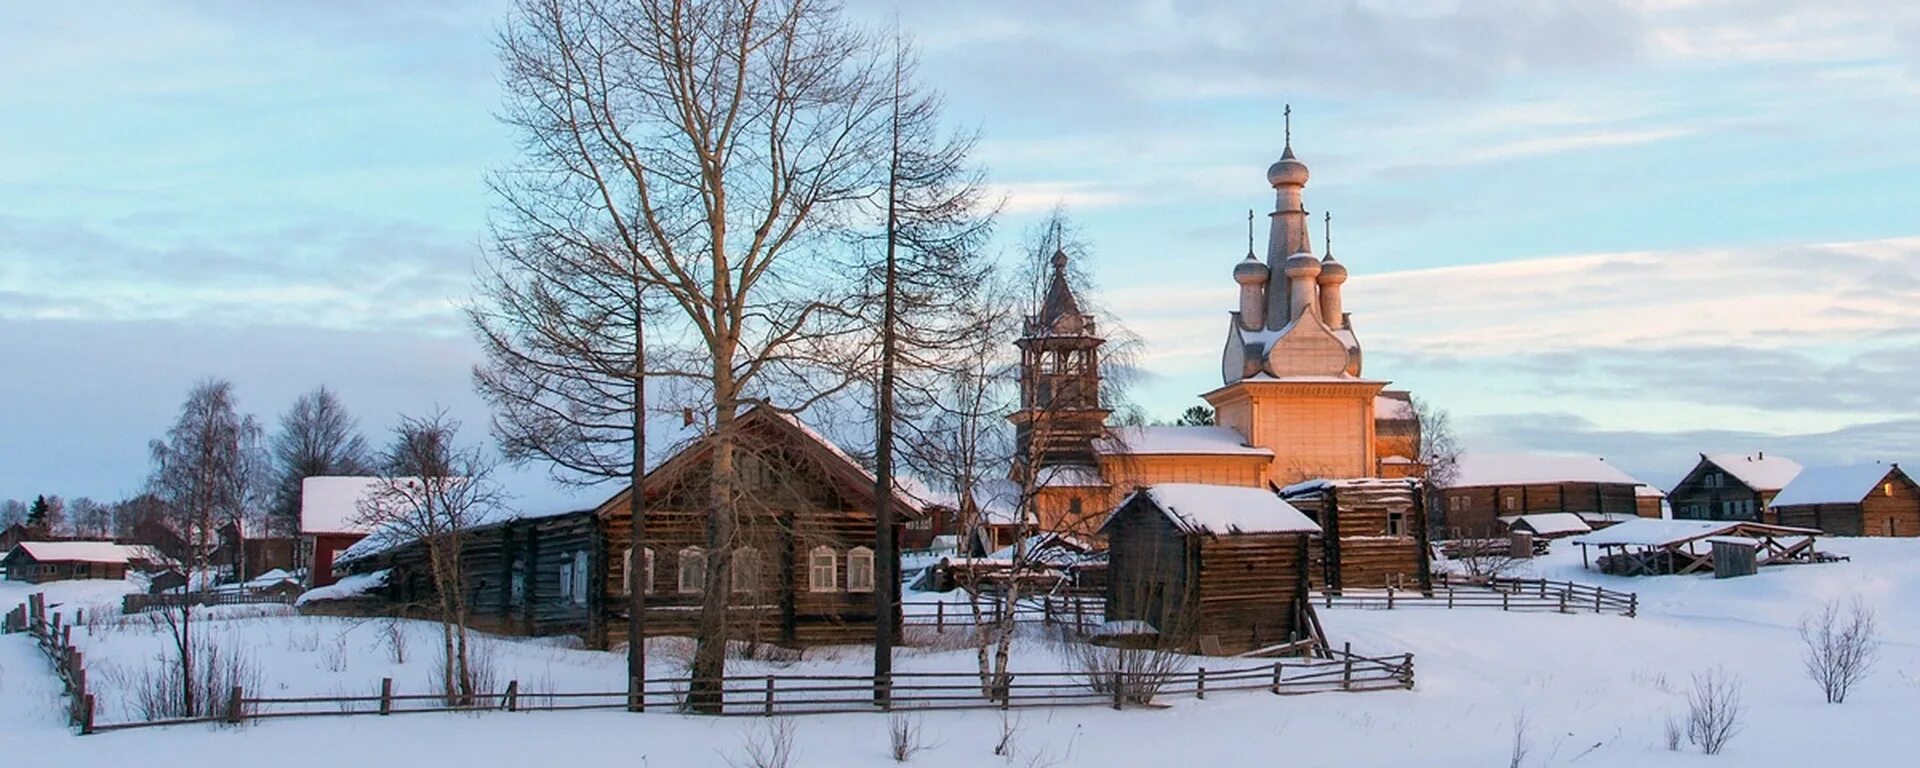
[1668,453,1803,522]
[1437,453,1652,536]
[211,520,298,582]
[1768,463,1920,536]
[1101,484,1322,655]
[1,541,151,583]
[299,476,385,587]
[595,405,924,649]
[1280,478,1431,591]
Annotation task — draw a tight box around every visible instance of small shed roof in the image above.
[1451,453,1641,487]
[1702,453,1803,492]
[1095,426,1272,457]
[1109,483,1320,536]
[5,541,143,564]
[1771,464,1900,507]
[1500,512,1592,536]
[1635,485,1666,498]
[1570,518,1819,548]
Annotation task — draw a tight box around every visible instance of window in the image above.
[509,556,527,606]
[559,558,577,603]
[1503,495,1518,511]
[808,546,837,592]
[847,546,875,593]
[1885,482,1895,497]
[732,547,758,593]
[622,547,655,595]
[571,551,589,604]
[1386,510,1407,537]
[678,547,707,593]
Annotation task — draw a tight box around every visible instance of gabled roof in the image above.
[1569,518,1820,548]
[1499,512,1592,536]
[4,541,146,565]
[1771,464,1904,507]
[1450,453,1641,487]
[1095,426,1272,457]
[1105,483,1320,536]
[1701,453,1803,492]
[300,476,390,536]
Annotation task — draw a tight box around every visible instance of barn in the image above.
[1100,484,1321,656]
[299,476,385,587]
[1,541,141,583]
[1281,478,1432,592]
[595,405,923,649]
[1436,453,1649,536]
[1769,464,1920,537]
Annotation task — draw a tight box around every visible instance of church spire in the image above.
[1263,104,1312,330]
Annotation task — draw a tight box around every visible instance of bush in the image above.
[1685,667,1743,756]
[108,632,263,722]
[1056,638,1190,707]
[889,713,927,762]
[1800,597,1878,704]
[729,718,796,768]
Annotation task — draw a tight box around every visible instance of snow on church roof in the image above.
[1772,464,1901,507]
[1109,483,1320,536]
[1702,453,1803,492]
[1095,426,1272,457]
[1451,453,1641,487]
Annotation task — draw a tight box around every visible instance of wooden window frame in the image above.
[678,546,707,594]
[846,546,875,593]
[622,547,655,595]
[808,545,837,592]
[732,547,758,594]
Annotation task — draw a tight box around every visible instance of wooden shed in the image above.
[595,405,923,649]
[1768,464,1919,537]
[1100,484,1322,656]
[1280,478,1432,592]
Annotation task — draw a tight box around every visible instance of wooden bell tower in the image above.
[1012,248,1110,473]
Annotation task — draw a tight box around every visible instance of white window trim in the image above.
[622,546,656,595]
[732,547,758,594]
[808,545,837,592]
[846,546,875,594]
[678,546,707,594]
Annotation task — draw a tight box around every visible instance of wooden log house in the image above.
[1100,484,1322,656]
[595,405,924,649]
[1436,453,1649,536]
[1768,463,1920,536]
[1668,453,1802,522]
[1280,478,1432,592]
[1,541,139,583]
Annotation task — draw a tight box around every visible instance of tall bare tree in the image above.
[269,386,372,537]
[352,412,503,705]
[496,0,896,710]
[1411,396,1461,537]
[147,379,264,715]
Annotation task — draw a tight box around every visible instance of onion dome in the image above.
[1317,255,1348,284]
[1266,145,1310,188]
[1233,254,1269,284]
[1051,247,1069,271]
[1284,251,1321,278]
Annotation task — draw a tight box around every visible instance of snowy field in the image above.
[5,538,1920,767]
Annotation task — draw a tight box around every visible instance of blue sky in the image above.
[4,0,1919,507]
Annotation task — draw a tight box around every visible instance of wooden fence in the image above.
[1317,575,1637,617]
[900,594,1103,634]
[4,593,99,733]
[121,590,298,614]
[77,644,1412,732]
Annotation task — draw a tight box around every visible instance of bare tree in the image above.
[146,379,264,715]
[1800,596,1879,704]
[0,499,25,529]
[352,412,504,705]
[1686,666,1744,756]
[496,0,897,710]
[269,386,372,537]
[67,497,112,539]
[1410,395,1459,541]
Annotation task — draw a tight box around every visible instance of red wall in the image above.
[308,532,368,587]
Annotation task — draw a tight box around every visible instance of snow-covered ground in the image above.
[4,538,1919,766]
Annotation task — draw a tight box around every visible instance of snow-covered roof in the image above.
[1771,464,1900,507]
[1704,536,1760,548]
[300,476,389,536]
[1035,464,1106,488]
[1374,395,1415,421]
[5,541,147,564]
[336,504,590,566]
[969,479,1031,526]
[1095,426,1272,457]
[244,568,299,588]
[1635,485,1666,498]
[296,568,388,606]
[1451,453,1641,487]
[893,475,958,510]
[1278,477,1421,498]
[1569,519,1728,547]
[1579,512,1641,525]
[1499,512,1592,536]
[1702,453,1803,492]
[1113,483,1320,536]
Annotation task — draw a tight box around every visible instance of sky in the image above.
[3,0,1919,508]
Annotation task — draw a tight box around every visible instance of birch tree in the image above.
[269,386,372,537]
[496,0,895,711]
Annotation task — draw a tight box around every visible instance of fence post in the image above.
[1502,592,1510,611]
[1043,596,1053,626]
[1341,643,1353,692]
[1323,591,1332,609]
[935,602,944,634]
[763,676,775,717]
[1558,591,1568,613]
[1196,667,1206,700]
[1446,586,1454,609]
[1074,598,1084,632]
[1403,653,1416,688]
[1629,593,1638,618]
[1594,590,1603,613]
[1271,661,1282,694]
[81,694,95,735]
[1386,586,1395,610]
[1111,672,1123,710]
[380,678,393,715]
[629,676,645,713]
[226,685,244,725]
[1001,674,1013,709]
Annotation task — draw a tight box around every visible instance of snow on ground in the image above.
[4,538,1920,766]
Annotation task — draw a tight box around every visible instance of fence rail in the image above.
[1317,575,1636,617]
[900,594,1104,634]
[121,591,297,614]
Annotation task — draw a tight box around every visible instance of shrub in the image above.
[1685,667,1743,756]
[1800,597,1879,704]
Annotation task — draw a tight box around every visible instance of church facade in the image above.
[1013,135,1423,538]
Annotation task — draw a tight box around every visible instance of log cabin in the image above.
[595,405,924,649]
[1280,478,1431,592]
[1768,464,1920,536]
[1669,453,1803,522]
[1,541,141,583]
[1436,453,1650,537]
[330,507,604,640]
[1100,483,1321,655]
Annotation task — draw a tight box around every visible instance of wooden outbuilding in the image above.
[1767,464,1920,537]
[1569,518,1827,576]
[595,405,923,649]
[1281,478,1432,592]
[299,476,384,587]
[1,541,138,583]
[1100,484,1322,656]
[1436,453,1646,537]
[331,508,604,639]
